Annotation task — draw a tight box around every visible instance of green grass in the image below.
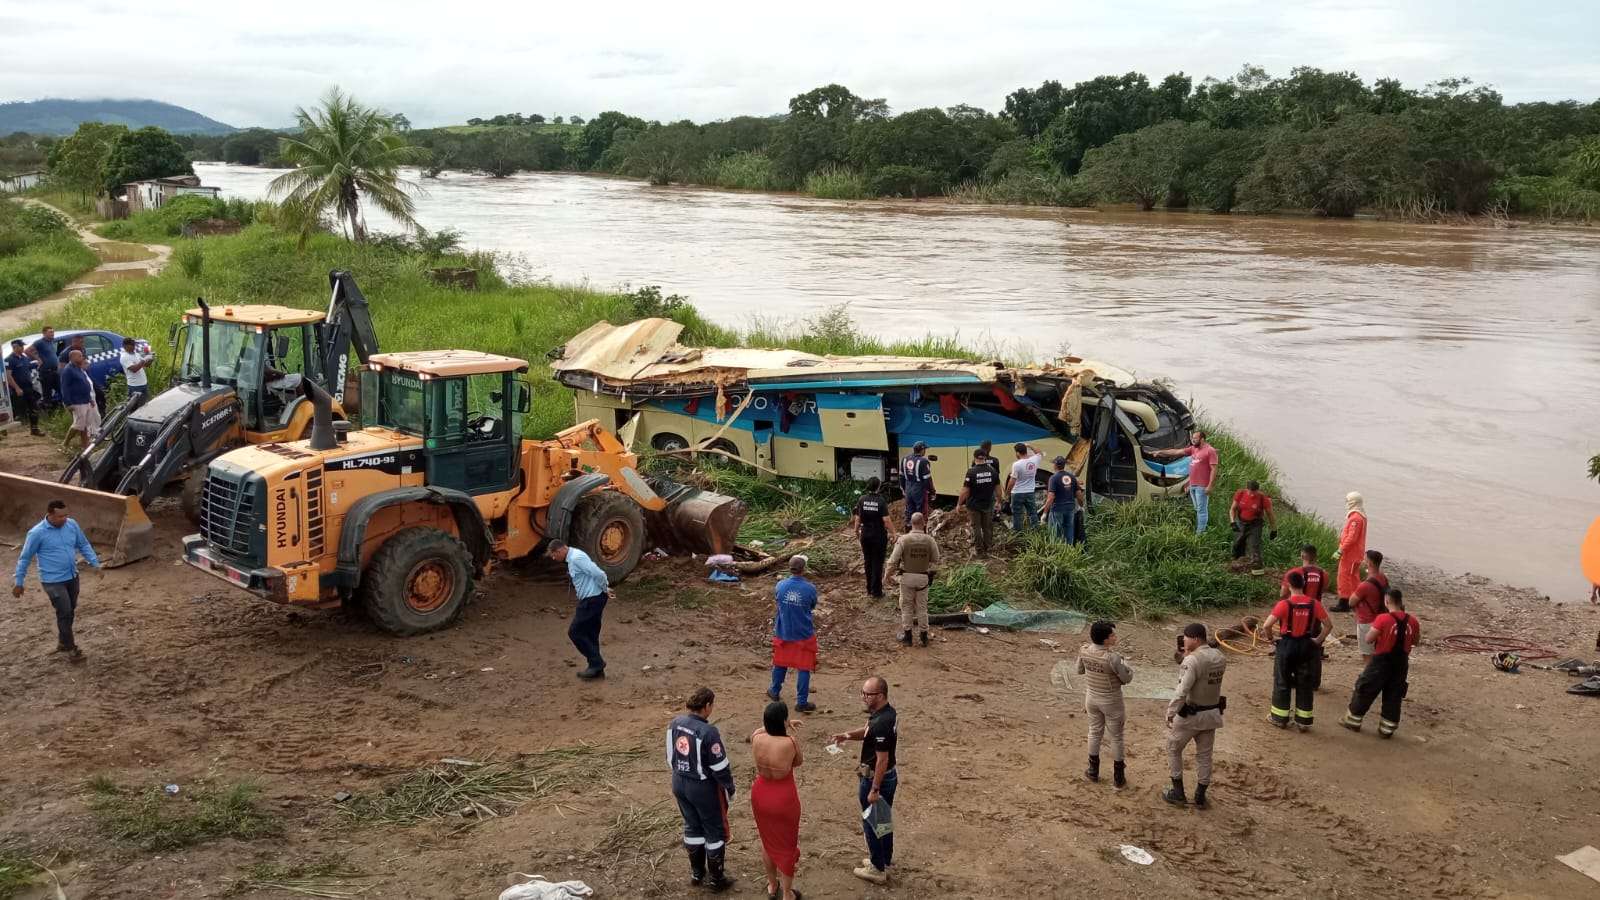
[86,776,279,851]
[1000,426,1339,618]
[803,165,869,200]
[0,849,40,900]
[703,151,777,191]
[96,195,269,243]
[0,202,98,310]
[929,563,1008,613]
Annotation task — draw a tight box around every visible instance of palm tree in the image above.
[270,88,427,242]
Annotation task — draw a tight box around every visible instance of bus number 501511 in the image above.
[922,413,964,427]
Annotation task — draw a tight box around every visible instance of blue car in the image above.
[2,329,153,400]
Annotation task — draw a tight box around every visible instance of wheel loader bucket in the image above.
[0,474,154,567]
[643,477,747,556]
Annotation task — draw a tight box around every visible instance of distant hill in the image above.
[0,99,236,135]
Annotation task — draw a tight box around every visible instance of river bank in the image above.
[193,163,1600,601]
[0,425,1597,899]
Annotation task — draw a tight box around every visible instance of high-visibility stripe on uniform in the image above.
[1294,708,1314,722]
[708,758,730,772]
[1270,705,1292,718]
[694,737,704,779]
[705,840,725,850]
[683,835,706,846]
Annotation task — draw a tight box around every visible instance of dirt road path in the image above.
[0,435,1596,898]
[0,199,171,335]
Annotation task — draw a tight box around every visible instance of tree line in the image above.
[405,66,1600,220]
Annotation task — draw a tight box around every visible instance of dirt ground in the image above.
[1,430,1598,899]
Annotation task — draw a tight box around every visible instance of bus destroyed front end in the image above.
[548,317,1196,503]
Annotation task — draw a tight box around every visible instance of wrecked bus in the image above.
[550,319,1195,503]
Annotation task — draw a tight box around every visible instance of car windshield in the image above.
[374,370,426,435]
[180,320,262,387]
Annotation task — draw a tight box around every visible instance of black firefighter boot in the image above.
[687,845,707,888]
[898,630,913,647]
[1162,776,1188,806]
[706,847,736,893]
[1085,754,1100,782]
[1193,783,1209,809]
[1113,760,1127,789]
[919,630,929,647]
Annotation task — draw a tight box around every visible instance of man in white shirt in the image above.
[1004,442,1044,531]
[118,338,154,404]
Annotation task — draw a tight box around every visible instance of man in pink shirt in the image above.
[1153,431,1219,533]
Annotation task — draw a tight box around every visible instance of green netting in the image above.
[970,601,1087,633]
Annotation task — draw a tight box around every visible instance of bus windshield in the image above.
[180,320,263,387]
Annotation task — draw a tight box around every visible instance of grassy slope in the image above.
[0,202,99,311]
[60,222,1333,616]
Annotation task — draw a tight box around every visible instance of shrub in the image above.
[803,165,868,200]
[15,205,70,235]
[625,284,690,319]
[173,241,204,278]
[704,151,776,191]
[867,165,945,198]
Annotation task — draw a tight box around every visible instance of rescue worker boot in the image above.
[1113,761,1127,789]
[1163,777,1187,806]
[687,846,707,887]
[1340,712,1363,732]
[1085,754,1100,782]
[898,631,913,647]
[705,848,736,893]
[919,630,929,647]
[1193,783,1209,809]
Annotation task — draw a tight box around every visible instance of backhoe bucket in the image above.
[0,474,154,567]
[644,477,747,556]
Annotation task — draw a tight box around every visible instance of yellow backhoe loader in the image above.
[182,350,746,635]
[0,271,379,566]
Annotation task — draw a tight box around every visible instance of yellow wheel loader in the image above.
[181,350,747,635]
[0,271,379,566]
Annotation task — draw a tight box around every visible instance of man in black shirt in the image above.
[957,450,1000,556]
[832,675,898,885]
[852,477,890,598]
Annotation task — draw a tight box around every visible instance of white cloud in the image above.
[0,0,1595,127]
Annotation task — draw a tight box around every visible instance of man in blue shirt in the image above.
[1040,455,1086,544]
[60,351,100,452]
[546,539,611,679]
[13,499,101,661]
[29,326,59,407]
[6,339,43,436]
[768,555,819,712]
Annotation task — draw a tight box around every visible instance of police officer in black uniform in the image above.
[668,686,738,891]
[852,477,890,598]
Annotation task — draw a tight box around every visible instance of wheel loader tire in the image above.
[570,490,645,584]
[360,527,474,636]
[180,467,207,525]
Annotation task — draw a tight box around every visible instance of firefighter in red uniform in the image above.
[1341,588,1419,738]
[1280,544,1330,690]
[1258,571,1331,731]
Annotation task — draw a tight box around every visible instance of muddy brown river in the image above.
[197,163,1600,600]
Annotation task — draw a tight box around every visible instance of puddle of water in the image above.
[92,241,157,263]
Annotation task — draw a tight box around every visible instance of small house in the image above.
[0,171,45,194]
[122,175,221,214]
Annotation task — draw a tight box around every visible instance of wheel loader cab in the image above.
[359,354,528,496]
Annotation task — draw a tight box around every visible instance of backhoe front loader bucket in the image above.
[643,477,747,556]
[0,474,154,567]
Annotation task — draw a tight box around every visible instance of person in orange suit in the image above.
[1331,492,1367,612]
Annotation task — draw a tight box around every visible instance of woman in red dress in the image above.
[750,701,804,900]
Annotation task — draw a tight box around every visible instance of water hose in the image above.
[1436,634,1555,660]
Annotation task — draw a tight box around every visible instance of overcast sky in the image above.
[2,0,1596,128]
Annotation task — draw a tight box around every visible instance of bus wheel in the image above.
[652,432,689,453]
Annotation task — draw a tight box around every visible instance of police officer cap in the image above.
[1182,622,1208,640]
[912,441,927,452]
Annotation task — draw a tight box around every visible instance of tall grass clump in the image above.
[704,152,777,191]
[803,165,868,200]
[929,563,1009,613]
[97,194,268,243]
